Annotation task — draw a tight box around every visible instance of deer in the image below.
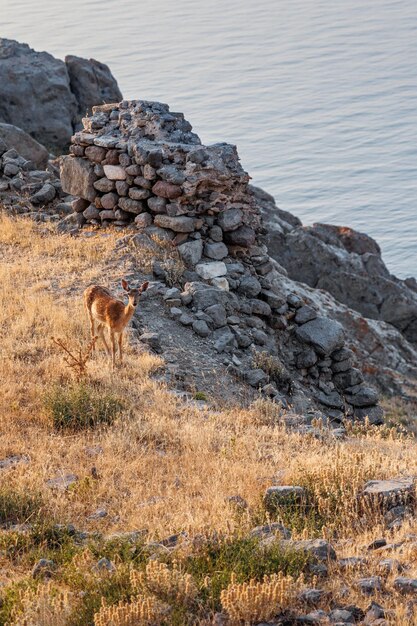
[84,279,149,368]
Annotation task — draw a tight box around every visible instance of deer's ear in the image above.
[140,281,149,293]
[121,279,129,291]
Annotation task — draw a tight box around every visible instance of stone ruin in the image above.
[61,100,383,424]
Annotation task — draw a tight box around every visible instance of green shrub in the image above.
[44,382,124,431]
[0,489,43,527]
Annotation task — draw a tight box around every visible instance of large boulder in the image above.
[65,55,122,125]
[0,123,49,168]
[0,39,122,153]
[0,39,76,153]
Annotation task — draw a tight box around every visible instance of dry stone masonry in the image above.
[61,99,383,423]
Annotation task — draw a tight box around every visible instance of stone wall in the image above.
[61,99,382,423]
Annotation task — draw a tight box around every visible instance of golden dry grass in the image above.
[1,213,417,624]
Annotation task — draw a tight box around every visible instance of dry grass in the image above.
[0,213,417,624]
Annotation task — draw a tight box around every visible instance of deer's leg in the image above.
[118,332,123,363]
[110,330,116,369]
[97,323,111,356]
[88,312,95,349]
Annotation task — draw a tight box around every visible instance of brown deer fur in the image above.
[84,279,149,367]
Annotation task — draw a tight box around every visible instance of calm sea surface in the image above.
[2,0,417,277]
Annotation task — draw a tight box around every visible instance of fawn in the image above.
[84,279,149,368]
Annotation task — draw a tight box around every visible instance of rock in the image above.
[195,262,227,280]
[152,180,182,199]
[61,156,96,201]
[192,320,211,337]
[329,608,355,623]
[243,368,268,387]
[93,177,115,193]
[299,589,326,606]
[353,406,384,425]
[0,123,49,168]
[154,215,195,232]
[345,386,379,407]
[362,477,415,508]
[84,145,107,163]
[281,539,337,562]
[264,486,305,513]
[134,213,153,228]
[204,241,228,260]
[100,192,118,209]
[0,454,29,470]
[333,368,364,389]
[32,559,55,579]
[217,207,243,231]
[129,187,151,200]
[295,305,317,324]
[338,556,367,570]
[250,523,291,540]
[356,577,382,595]
[179,313,194,326]
[45,473,78,490]
[393,577,417,594]
[211,277,229,291]
[0,38,77,151]
[178,239,203,266]
[295,317,345,355]
[225,225,256,247]
[139,332,162,353]
[296,347,317,369]
[72,197,89,213]
[213,326,235,353]
[147,196,167,213]
[65,55,122,121]
[87,508,108,520]
[83,205,101,220]
[205,304,227,328]
[103,165,126,180]
[92,557,116,573]
[118,197,144,214]
[238,275,262,297]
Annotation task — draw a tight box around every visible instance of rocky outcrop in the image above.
[258,187,417,345]
[61,99,383,422]
[0,39,122,153]
[0,123,49,169]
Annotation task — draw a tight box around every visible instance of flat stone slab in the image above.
[60,156,96,202]
[281,538,337,562]
[362,477,415,503]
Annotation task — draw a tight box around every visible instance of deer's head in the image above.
[122,279,149,307]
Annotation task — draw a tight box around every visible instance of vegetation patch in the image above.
[43,382,124,431]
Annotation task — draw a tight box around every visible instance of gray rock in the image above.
[264,486,305,513]
[65,55,122,122]
[209,225,223,241]
[195,262,227,280]
[192,320,211,337]
[205,304,227,328]
[0,39,77,151]
[92,557,116,573]
[295,305,317,324]
[243,368,268,387]
[250,523,291,540]
[249,299,272,316]
[0,123,49,168]
[329,608,355,623]
[299,588,326,606]
[296,348,318,369]
[140,332,162,353]
[217,208,243,232]
[356,577,382,595]
[238,275,262,297]
[134,213,153,228]
[45,473,78,490]
[83,205,101,220]
[345,386,379,407]
[61,156,96,201]
[179,313,194,326]
[362,477,415,507]
[178,239,203,267]
[32,559,55,579]
[333,368,364,389]
[152,180,182,199]
[393,577,417,594]
[353,405,384,424]
[225,225,256,247]
[295,316,345,355]
[204,241,228,260]
[103,164,126,180]
[154,214,195,232]
[282,538,337,562]
[213,326,235,353]
[93,177,115,193]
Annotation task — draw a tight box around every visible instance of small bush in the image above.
[0,489,44,527]
[193,391,208,402]
[44,382,124,431]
